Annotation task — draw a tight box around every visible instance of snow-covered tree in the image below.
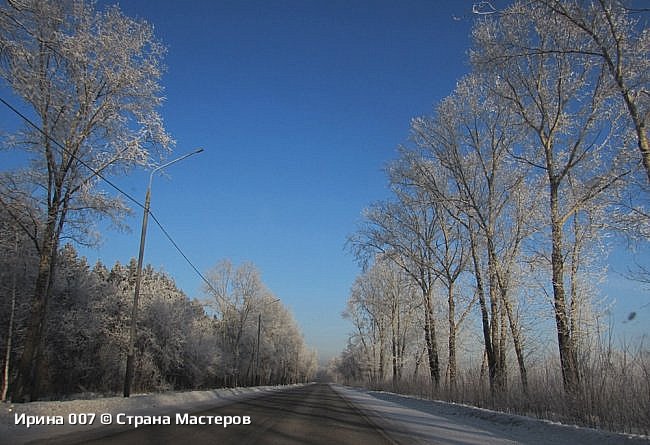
[203,259,315,387]
[343,258,419,389]
[349,188,444,391]
[471,1,633,395]
[0,0,173,401]
[533,0,649,183]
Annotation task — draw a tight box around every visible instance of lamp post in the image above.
[255,298,280,386]
[123,148,203,397]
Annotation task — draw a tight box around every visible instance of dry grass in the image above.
[355,339,650,436]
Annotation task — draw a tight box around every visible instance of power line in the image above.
[148,211,221,296]
[0,96,146,213]
[0,95,221,297]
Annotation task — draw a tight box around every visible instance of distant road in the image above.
[35,383,404,445]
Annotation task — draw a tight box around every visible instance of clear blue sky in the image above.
[89,0,479,362]
[1,0,647,362]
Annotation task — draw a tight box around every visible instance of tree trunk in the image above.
[569,211,582,358]
[550,183,580,395]
[447,281,457,395]
[378,325,385,383]
[391,333,398,389]
[498,301,508,390]
[1,233,18,401]
[412,344,426,383]
[423,287,440,391]
[617,67,650,183]
[469,230,497,395]
[501,287,528,395]
[487,238,506,393]
[391,299,399,389]
[390,304,400,389]
[11,206,59,402]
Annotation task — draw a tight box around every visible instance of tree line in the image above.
[334,0,649,435]
[0,210,316,400]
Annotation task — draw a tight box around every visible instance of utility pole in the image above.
[123,148,203,397]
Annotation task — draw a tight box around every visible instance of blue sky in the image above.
[88,0,478,361]
[1,0,647,362]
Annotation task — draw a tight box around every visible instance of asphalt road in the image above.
[33,383,405,445]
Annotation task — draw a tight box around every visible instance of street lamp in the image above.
[123,148,204,397]
[255,298,280,386]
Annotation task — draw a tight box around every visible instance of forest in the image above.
[0,0,316,403]
[0,221,317,401]
[0,215,317,400]
[334,0,649,436]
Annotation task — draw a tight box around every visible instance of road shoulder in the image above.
[329,385,650,445]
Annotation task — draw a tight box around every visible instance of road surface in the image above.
[8,383,647,445]
[31,383,408,445]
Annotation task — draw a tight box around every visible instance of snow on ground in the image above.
[330,385,650,445]
[0,384,306,445]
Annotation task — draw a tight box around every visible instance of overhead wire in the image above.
[148,211,221,296]
[0,95,222,297]
[0,97,146,212]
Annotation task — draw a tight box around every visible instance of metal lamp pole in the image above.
[123,148,203,397]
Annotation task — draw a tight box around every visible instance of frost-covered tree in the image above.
[532,0,649,183]
[402,73,536,395]
[347,266,389,384]
[203,259,315,387]
[44,244,101,395]
[349,188,444,390]
[0,203,39,401]
[343,257,419,389]
[204,260,267,386]
[0,0,173,401]
[471,1,633,394]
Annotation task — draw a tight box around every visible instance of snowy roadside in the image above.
[0,384,308,445]
[331,385,650,445]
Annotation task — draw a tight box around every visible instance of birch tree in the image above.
[0,0,172,401]
[203,259,315,387]
[343,277,384,385]
[387,158,472,394]
[532,0,650,288]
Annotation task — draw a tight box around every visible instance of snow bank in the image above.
[331,385,650,445]
[0,384,306,445]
